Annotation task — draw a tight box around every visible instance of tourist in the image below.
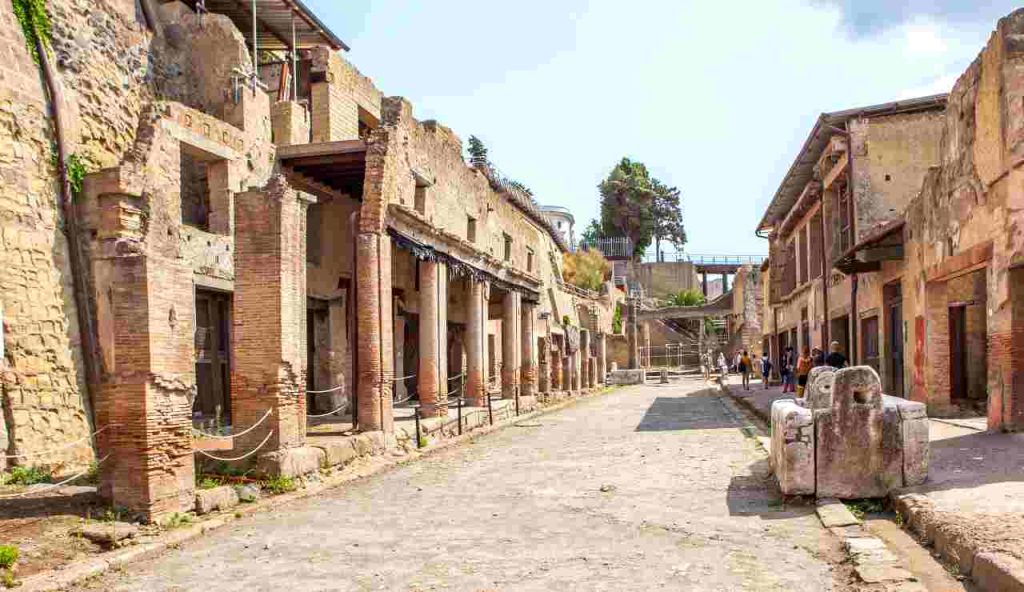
[780,346,795,393]
[702,349,712,382]
[812,347,825,367]
[760,353,773,389]
[826,341,847,369]
[796,346,813,397]
[717,351,728,377]
[739,350,752,390]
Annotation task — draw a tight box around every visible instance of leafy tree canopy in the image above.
[563,249,611,292]
[596,158,686,259]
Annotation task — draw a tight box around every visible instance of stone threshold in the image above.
[15,387,613,592]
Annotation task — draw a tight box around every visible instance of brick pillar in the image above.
[393,305,406,402]
[521,303,537,397]
[537,334,550,393]
[552,341,563,390]
[925,281,951,414]
[580,330,591,389]
[597,332,607,384]
[355,232,394,432]
[465,279,487,406]
[991,266,1024,431]
[232,178,311,455]
[92,241,195,521]
[642,322,652,368]
[627,302,639,369]
[561,351,571,392]
[418,260,448,417]
[501,291,521,400]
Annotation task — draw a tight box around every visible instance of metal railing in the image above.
[640,252,767,266]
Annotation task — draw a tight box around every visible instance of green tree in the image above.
[651,179,687,261]
[579,219,604,245]
[667,289,705,307]
[598,158,656,258]
[467,135,489,169]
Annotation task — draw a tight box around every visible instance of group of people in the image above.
[778,341,848,396]
[700,341,848,396]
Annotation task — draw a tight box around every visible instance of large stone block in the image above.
[806,366,837,410]
[255,446,325,478]
[607,369,646,385]
[770,399,815,495]
[194,485,240,515]
[815,367,903,498]
[772,366,930,498]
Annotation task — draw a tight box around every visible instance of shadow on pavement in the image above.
[635,391,743,432]
[726,458,816,519]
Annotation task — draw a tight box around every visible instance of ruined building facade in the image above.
[0,0,618,520]
[759,8,1024,432]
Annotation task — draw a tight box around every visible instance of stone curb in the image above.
[15,387,616,592]
[718,380,772,425]
[892,492,1024,592]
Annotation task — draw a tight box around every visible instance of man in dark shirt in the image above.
[825,341,847,369]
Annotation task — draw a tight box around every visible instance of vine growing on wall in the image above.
[66,153,88,196]
[12,0,52,64]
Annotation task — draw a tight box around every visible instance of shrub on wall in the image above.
[563,249,611,292]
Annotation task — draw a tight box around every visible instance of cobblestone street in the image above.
[76,380,842,591]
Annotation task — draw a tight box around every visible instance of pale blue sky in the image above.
[303,0,1017,256]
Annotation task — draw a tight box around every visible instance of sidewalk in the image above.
[719,374,1024,590]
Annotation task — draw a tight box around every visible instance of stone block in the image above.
[255,446,325,478]
[607,369,645,385]
[973,552,1024,592]
[770,399,814,495]
[77,522,140,547]
[194,485,239,515]
[815,366,904,499]
[235,484,261,503]
[816,498,860,527]
[805,366,836,410]
[892,397,930,486]
[314,440,358,468]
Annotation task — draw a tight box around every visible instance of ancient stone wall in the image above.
[901,8,1024,428]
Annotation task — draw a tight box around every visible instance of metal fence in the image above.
[640,252,767,266]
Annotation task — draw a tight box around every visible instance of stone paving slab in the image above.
[816,499,861,528]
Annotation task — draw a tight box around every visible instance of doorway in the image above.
[949,305,968,402]
[194,289,232,428]
[885,282,904,397]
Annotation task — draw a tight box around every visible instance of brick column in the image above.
[233,178,311,456]
[537,334,550,394]
[579,330,591,389]
[418,260,448,417]
[561,350,571,392]
[521,303,537,397]
[355,232,394,432]
[627,301,639,369]
[572,349,582,392]
[465,279,487,406]
[597,332,607,384]
[501,291,521,400]
[552,341,563,390]
[924,281,951,414]
[92,242,195,521]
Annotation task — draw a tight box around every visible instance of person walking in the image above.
[826,341,848,369]
[796,346,813,397]
[811,347,825,368]
[739,350,752,390]
[779,346,795,393]
[760,353,773,389]
[717,352,728,377]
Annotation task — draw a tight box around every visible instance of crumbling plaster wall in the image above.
[849,110,944,240]
[902,8,1024,429]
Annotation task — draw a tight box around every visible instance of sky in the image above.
[302,0,1019,257]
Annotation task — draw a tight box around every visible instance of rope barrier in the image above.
[194,430,274,462]
[0,455,110,500]
[2,425,112,460]
[392,374,416,382]
[307,402,349,418]
[191,409,272,441]
[306,384,345,395]
[448,373,464,381]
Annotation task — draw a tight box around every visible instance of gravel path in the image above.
[76,378,841,591]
